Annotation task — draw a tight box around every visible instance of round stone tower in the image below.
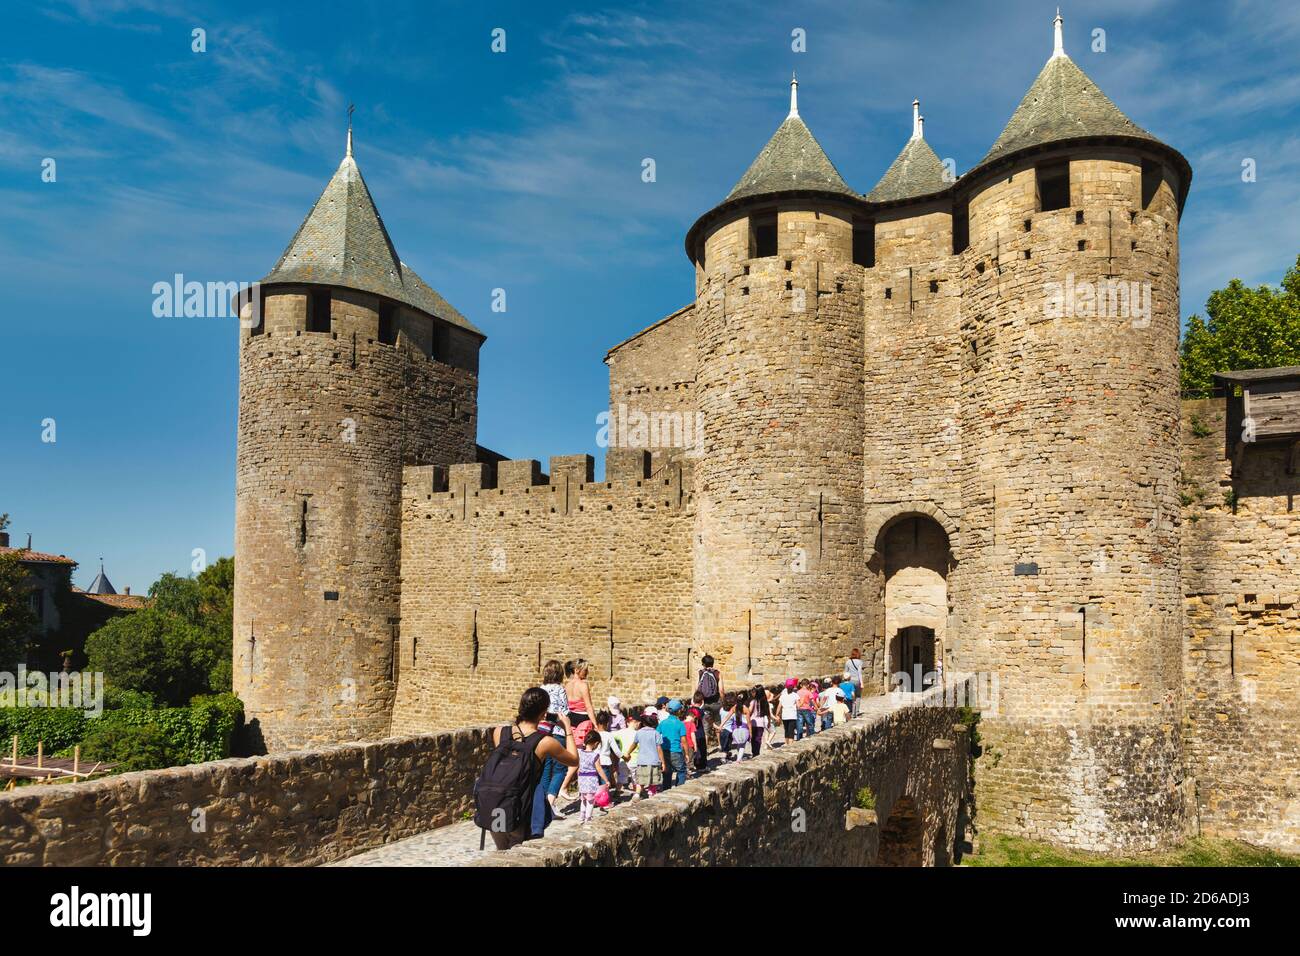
[949,14,1192,849]
[234,129,482,751]
[684,76,868,680]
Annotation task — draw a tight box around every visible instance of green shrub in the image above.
[80,721,181,773]
[186,693,243,762]
[0,693,243,771]
[102,687,156,711]
[854,786,876,810]
[97,693,243,765]
[0,707,89,754]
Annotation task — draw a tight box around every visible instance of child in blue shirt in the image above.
[630,712,665,796]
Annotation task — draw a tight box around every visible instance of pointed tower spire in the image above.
[867,99,948,202]
[722,75,854,203]
[261,117,481,334]
[1052,8,1066,59]
[970,5,1180,180]
[88,560,117,595]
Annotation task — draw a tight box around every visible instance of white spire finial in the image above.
[788,71,799,118]
[919,114,925,139]
[346,103,355,158]
[1052,8,1065,58]
[911,98,921,140]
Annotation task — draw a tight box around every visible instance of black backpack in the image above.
[697,668,720,702]
[473,724,545,848]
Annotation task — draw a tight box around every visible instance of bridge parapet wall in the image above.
[0,727,494,866]
[472,677,976,867]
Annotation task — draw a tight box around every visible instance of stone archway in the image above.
[877,514,951,691]
[890,625,937,692]
[878,794,924,866]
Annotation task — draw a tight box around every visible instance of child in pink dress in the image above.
[577,732,609,823]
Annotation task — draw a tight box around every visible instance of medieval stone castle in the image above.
[232,15,1299,854]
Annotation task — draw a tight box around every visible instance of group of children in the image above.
[551,672,860,825]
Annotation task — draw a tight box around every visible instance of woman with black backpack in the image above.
[475,687,579,851]
[696,654,724,745]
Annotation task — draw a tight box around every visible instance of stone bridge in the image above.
[0,679,975,867]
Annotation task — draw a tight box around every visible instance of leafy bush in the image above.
[80,721,181,773]
[96,693,243,765]
[0,693,243,772]
[0,707,88,755]
[102,687,156,711]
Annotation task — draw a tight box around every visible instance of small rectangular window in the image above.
[247,291,266,336]
[1141,159,1162,209]
[432,322,451,364]
[853,219,875,267]
[1037,161,1070,212]
[952,204,969,254]
[377,303,397,344]
[750,211,777,258]
[307,289,332,332]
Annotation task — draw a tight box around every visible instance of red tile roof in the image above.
[0,547,77,566]
[74,590,149,610]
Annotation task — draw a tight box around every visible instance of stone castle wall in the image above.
[0,727,494,866]
[950,149,1188,851]
[235,288,478,751]
[605,304,698,475]
[1180,397,1300,852]
[861,201,964,686]
[691,204,868,683]
[390,455,697,732]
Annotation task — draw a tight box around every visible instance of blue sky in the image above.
[2,0,1298,593]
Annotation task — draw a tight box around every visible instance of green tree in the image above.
[84,557,234,705]
[0,550,38,670]
[1180,254,1300,397]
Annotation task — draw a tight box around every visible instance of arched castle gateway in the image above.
[236,15,1300,854]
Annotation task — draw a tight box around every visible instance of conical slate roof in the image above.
[262,135,481,335]
[726,114,857,203]
[867,134,949,203]
[976,52,1161,170]
[87,565,116,595]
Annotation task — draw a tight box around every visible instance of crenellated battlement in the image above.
[402,452,694,522]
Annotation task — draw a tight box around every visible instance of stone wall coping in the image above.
[0,724,498,812]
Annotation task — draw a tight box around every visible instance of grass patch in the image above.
[968,835,1299,868]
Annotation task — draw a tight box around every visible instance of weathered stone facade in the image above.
[1180,398,1300,852]
[237,20,1297,854]
[390,455,695,733]
[235,289,480,751]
